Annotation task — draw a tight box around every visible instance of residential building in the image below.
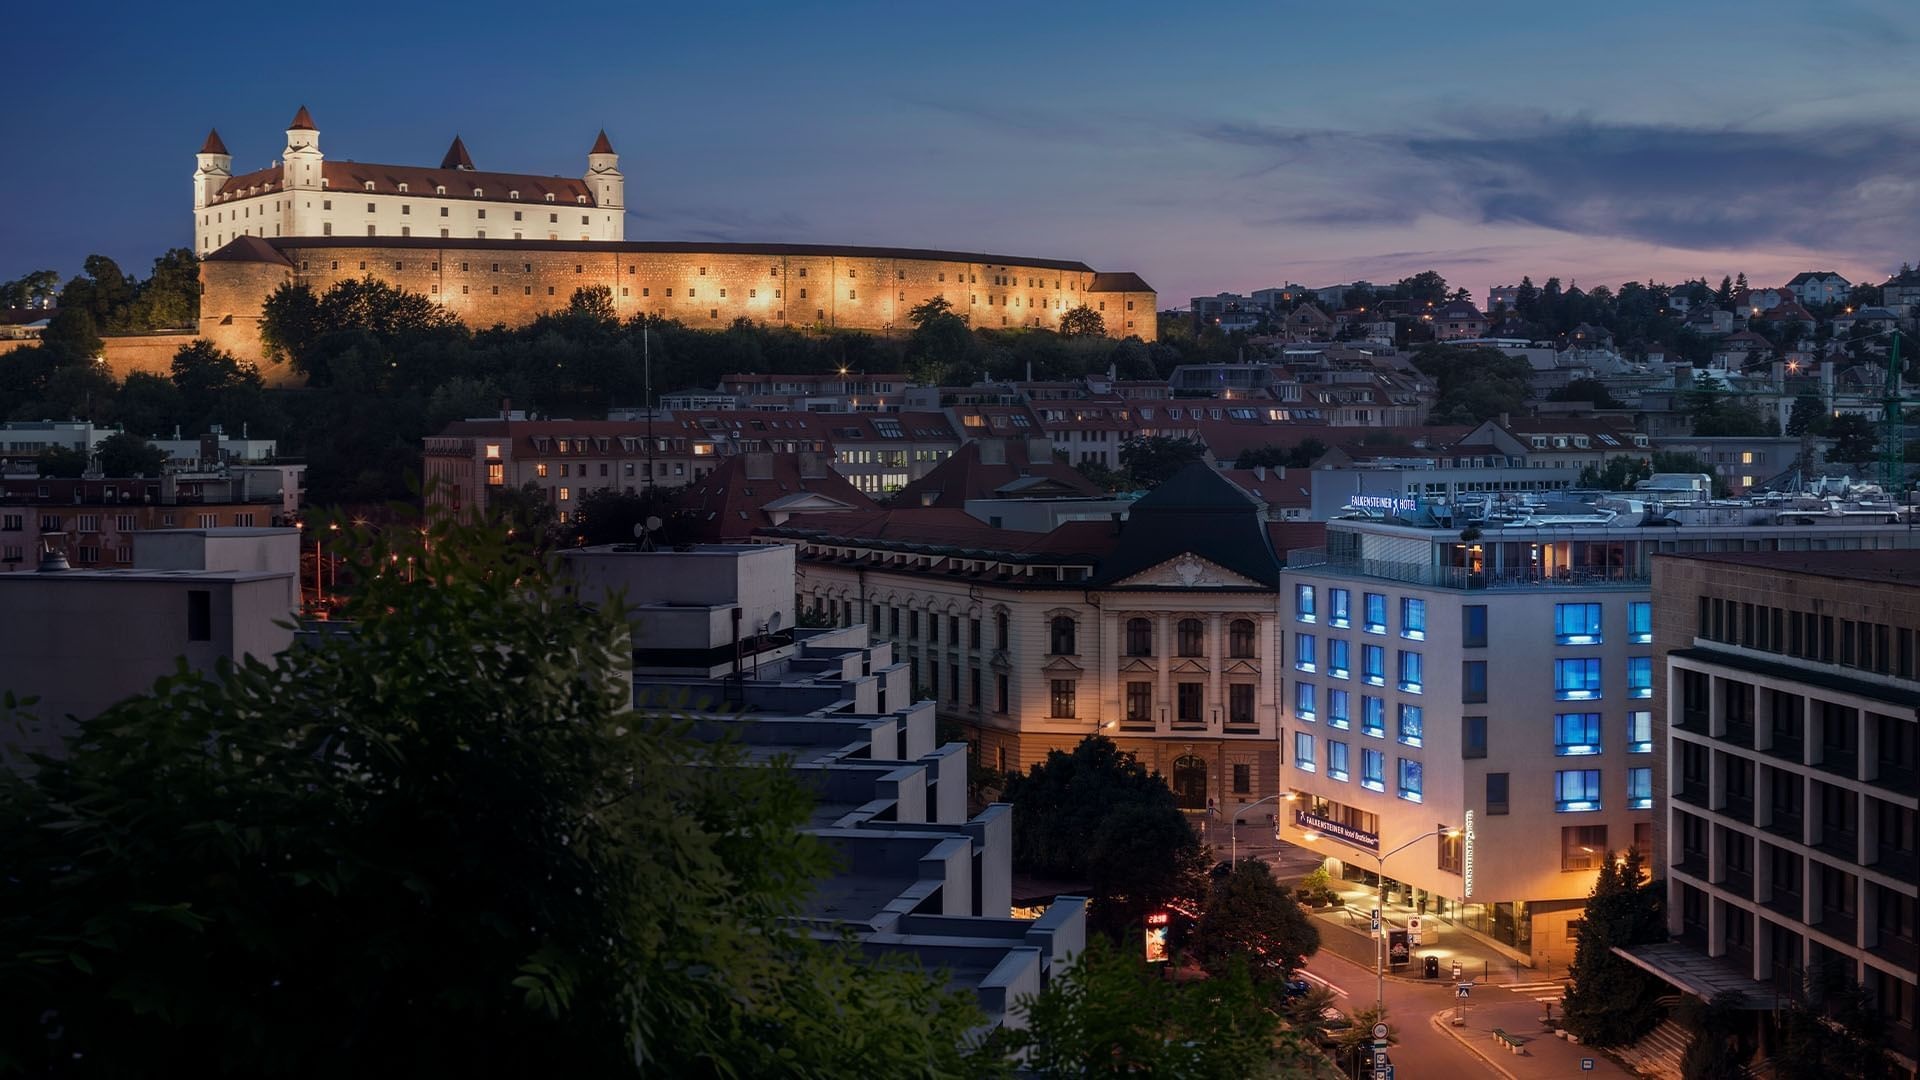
[1486,285,1522,313]
[1785,272,1851,308]
[1430,299,1488,340]
[1641,552,1916,1075]
[1883,269,1920,316]
[1649,435,1811,494]
[1277,499,1917,967]
[679,453,876,542]
[0,472,304,572]
[1450,416,1650,473]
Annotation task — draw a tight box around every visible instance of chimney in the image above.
[1253,465,1266,481]
[38,542,69,573]
[500,396,512,420]
[1497,412,1510,428]
[1109,510,1124,536]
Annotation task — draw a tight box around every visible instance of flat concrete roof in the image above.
[1614,943,1779,1009]
[1655,549,1920,587]
[0,568,290,584]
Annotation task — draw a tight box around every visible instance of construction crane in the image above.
[1884,329,1908,494]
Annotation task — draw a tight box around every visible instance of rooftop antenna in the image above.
[644,320,654,493]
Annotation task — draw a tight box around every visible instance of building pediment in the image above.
[1223,659,1261,676]
[1042,655,1084,673]
[1106,552,1265,590]
[1170,658,1210,675]
[1119,657,1158,673]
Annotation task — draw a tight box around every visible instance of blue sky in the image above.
[4,0,1916,305]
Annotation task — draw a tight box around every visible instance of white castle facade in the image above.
[191,106,625,255]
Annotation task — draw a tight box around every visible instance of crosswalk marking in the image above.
[1505,980,1566,993]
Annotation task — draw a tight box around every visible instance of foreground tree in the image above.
[991,938,1315,1077]
[0,513,989,1076]
[1578,455,1652,491]
[95,431,166,477]
[1058,304,1106,338]
[1004,736,1206,939]
[1561,848,1666,1046]
[1187,860,1320,988]
[1772,966,1897,1079]
[1119,435,1208,489]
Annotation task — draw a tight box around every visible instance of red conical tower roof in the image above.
[441,135,475,170]
[590,129,615,155]
[288,105,316,130]
[200,128,229,155]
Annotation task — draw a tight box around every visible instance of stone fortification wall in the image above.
[200,239,1155,378]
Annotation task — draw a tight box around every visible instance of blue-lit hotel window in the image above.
[1627,767,1652,810]
[1555,769,1602,812]
[1398,650,1423,694]
[1328,689,1350,730]
[1398,704,1423,747]
[1295,681,1316,721]
[1294,731,1316,773]
[1296,583,1316,623]
[1555,658,1601,701]
[1628,710,1653,754]
[1329,588,1351,629]
[1554,603,1603,646]
[1364,592,1388,634]
[1328,739,1350,782]
[1628,657,1652,698]
[1628,602,1652,644]
[1362,644,1386,686]
[1554,712,1602,756]
[1295,633,1317,672]
[1361,748,1385,792]
[1361,695,1385,738]
[1400,597,1426,640]
[1397,757,1423,803]
[1328,638,1350,680]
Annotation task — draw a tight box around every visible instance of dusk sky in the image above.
[4,1,1917,307]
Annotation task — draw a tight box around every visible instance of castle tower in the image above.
[281,105,323,191]
[193,128,231,211]
[441,135,476,171]
[585,130,624,238]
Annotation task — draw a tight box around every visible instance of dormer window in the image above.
[508,190,519,200]
[576,195,587,204]
[435,185,447,195]
[473,188,484,197]
[320,178,329,188]
[545,193,555,203]
[363,181,375,191]
[397,182,408,193]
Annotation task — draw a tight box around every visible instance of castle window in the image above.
[461,263,469,271]
[509,190,519,200]
[320,178,329,188]
[440,206,449,217]
[897,270,905,280]
[401,204,410,215]
[720,288,727,298]
[367,202,376,212]
[666,289,673,296]
[709,309,718,319]
[899,291,905,301]
[688,288,696,297]
[627,265,635,274]
[798,289,807,299]
[576,195,587,204]
[642,288,649,296]
[849,289,857,300]
[492,264,500,272]
[798,268,808,277]
[749,289,756,298]
[431,262,439,271]
[301,261,310,270]
[576,265,583,274]
[473,189,484,197]
[436,186,447,195]
[323,223,332,235]
[938,272,945,281]
[440,229,449,238]
[461,285,469,294]
[431,285,438,294]
[548,287,555,295]
[581,215,589,225]
[491,286,499,295]
[477,209,486,219]
[513,211,522,221]
[699,267,707,275]
[549,213,558,223]
[397,183,408,193]
[394,261,403,270]
[770,266,779,276]
[545,193,555,202]
[527,264,533,272]
[849,269,857,278]
[322,199,332,210]
[331,261,338,270]
[621,288,629,297]
[525,286,532,295]
[774,289,781,298]
[364,182,374,192]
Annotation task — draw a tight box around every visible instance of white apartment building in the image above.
[193,107,623,254]
[1277,501,1918,967]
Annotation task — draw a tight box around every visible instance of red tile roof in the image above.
[679,454,876,542]
[216,161,594,205]
[893,439,1101,507]
[771,508,1121,559]
[440,135,476,171]
[590,130,615,155]
[200,128,228,155]
[289,105,315,131]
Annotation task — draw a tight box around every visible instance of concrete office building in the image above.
[1637,552,1916,1074]
[1277,497,1918,967]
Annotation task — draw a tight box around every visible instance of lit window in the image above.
[1327,689,1350,730]
[1397,704,1423,747]
[1296,584,1316,622]
[1327,740,1350,782]
[1627,657,1653,698]
[1050,679,1076,719]
[1364,593,1387,634]
[1294,731,1316,773]
[1397,650,1423,693]
[1554,603,1603,645]
[1554,658,1601,701]
[1328,638,1350,679]
[1400,597,1426,640]
[1362,644,1385,686]
[1361,695,1385,738]
[1628,602,1652,644]
[558,487,570,502]
[1554,712,1602,756]
[1295,681,1316,721]
[1361,749,1385,792]
[1397,757,1423,803]
[1555,769,1602,812]
[1627,711,1653,753]
[1328,588,1351,628]
[1626,767,1653,810]
[1295,633,1316,672]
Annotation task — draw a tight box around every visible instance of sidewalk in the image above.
[1310,884,1546,988]
[1431,995,1633,1079]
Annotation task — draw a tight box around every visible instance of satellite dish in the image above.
[632,523,645,538]
[765,610,782,633]
[645,516,663,532]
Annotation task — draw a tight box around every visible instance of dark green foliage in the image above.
[1059,304,1105,338]
[1548,377,1625,408]
[0,512,990,1077]
[35,444,88,478]
[1684,375,1771,436]
[1786,393,1830,436]
[1826,413,1879,468]
[47,250,199,334]
[1119,435,1208,488]
[1678,994,1750,1080]
[38,307,102,361]
[1412,344,1534,424]
[170,339,273,438]
[1578,455,1652,490]
[1235,439,1328,469]
[94,431,165,477]
[1561,848,1666,1046]
[1187,860,1320,987]
[1773,966,1896,1079]
[0,269,61,309]
[1072,459,1130,492]
[557,487,690,548]
[1003,737,1206,939]
[990,937,1314,1078]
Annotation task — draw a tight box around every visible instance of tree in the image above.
[1003,737,1206,939]
[0,512,990,1076]
[1235,438,1328,470]
[170,339,270,437]
[1772,965,1897,1078]
[1684,376,1769,437]
[1677,994,1750,1080]
[1785,393,1830,437]
[127,248,201,330]
[1187,860,1320,988]
[1,269,62,310]
[566,284,617,325]
[991,937,1312,1078]
[1826,413,1879,469]
[1059,304,1106,338]
[38,307,102,361]
[1547,378,1624,409]
[35,445,89,478]
[1119,435,1207,489]
[95,431,166,477]
[1073,459,1130,492]
[1578,455,1651,490]
[560,488,689,548]
[1411,344,1534,424]
[906,295,975,383]
[1561,848,1666,1046]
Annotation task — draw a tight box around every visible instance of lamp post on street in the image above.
[1305,825,1460,1021]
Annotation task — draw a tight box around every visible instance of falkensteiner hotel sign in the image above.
[1295,808,1379,852]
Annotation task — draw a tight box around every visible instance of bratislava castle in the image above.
[192,106,624,255]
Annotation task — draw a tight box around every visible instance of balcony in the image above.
[1678,708,1711,735]
[1872,757,1916,793]
[1721,794,1753,825]
[1764,729,1804,764]
[1719,868,1753,899]
[1721,718,1754,749]
[1283,551,1649,592]
[1817,827,1859,861]
[1816,747,1858,781]
[1873,844,1917,881]
[1763,887,1802,919]
[1814,903,1856,937]
[1675,782,1711,808]
[1764,809,1803,843]
[1877,933,1919,970]
[1675,849,1710,880]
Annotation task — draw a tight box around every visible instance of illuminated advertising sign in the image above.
[1349,494,1417,513]
[1144,910,1170,964]
[1463,810,1476,898]
[1295,807,1379,852]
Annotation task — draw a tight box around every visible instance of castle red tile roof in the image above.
[201,128,228,155]
[440,135,476,171]
[203,236,293,266]
[215,161,594,206]
[289,105,315,131]
[1089,271,1153,293]
[590,130,615,155]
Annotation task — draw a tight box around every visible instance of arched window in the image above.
[1229,619,1256,659]
[1171,755,1208,810]
[1126,617,1153,657]
[1177,618,1205,657]
[1050,616,1077,656]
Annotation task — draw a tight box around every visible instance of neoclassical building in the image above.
[760,465,1320,812]
[193,106,623,254]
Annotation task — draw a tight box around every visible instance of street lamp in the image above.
[1229,792,1295,866]
[1304,825,1461,1021]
